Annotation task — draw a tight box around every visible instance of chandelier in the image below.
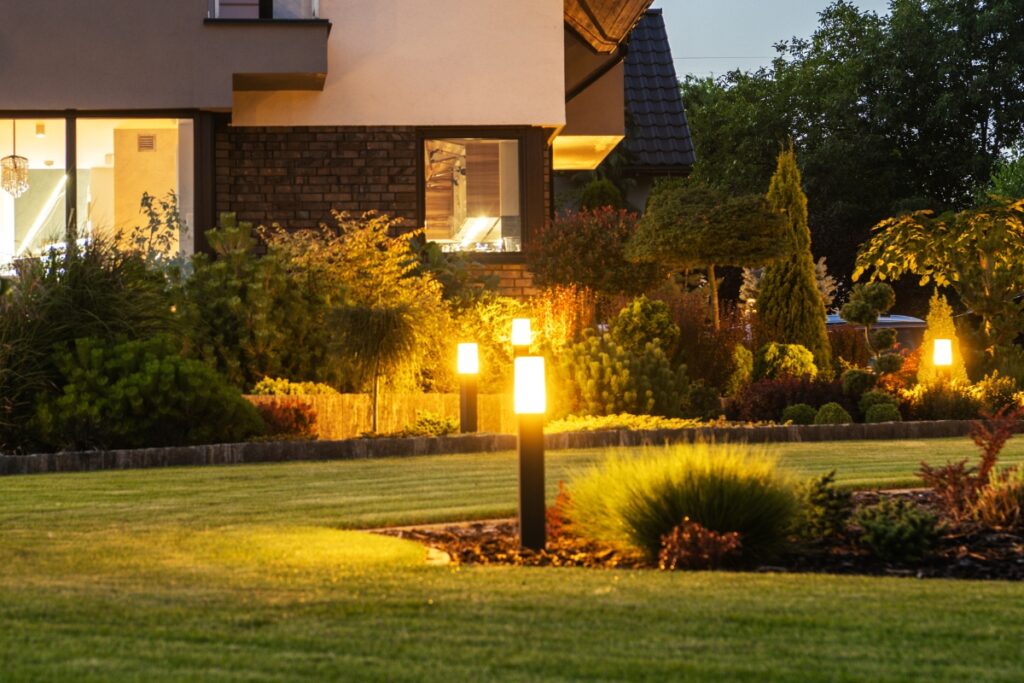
[2,120,29,199]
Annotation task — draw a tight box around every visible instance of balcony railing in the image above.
[208,0,321,20]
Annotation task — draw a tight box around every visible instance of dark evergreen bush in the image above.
[856,499,940,564]
[865,403,902,423]
[781,403,817,425]
[814,402,853,424]
[729,378,851,422]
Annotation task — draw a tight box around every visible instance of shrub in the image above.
[253,400,317,440]
[841,368,877,398]
[781,403,817,425]
[855,499,940,565]
[545,414,704,434]
[668,290,752,392]
[919,407,1020,523]
[452,292,527,393]
[658,518,743,570]
[568,443,799,562]
[972,467,1024,531]
[858,389,899,417]
[685,382,724,421]
[918,291,968,385]
[527,208,662,298]
[972,371,1020,414]
[828,326,872,372]
[531,284,596,349]
[726,345,754,397]
[401,412,459,437]
[792,470,853,543]
[35,337,265,450]
[609,296,680,354]
[729,377,851,422]
[901,382,981,421]
[557,331,688,417]
[754,343,817,381]
[252,376,341,396]
[865,404,902,423]
[578,178,625,210]
[814,402,853,425]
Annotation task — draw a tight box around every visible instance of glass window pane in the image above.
[0,118,67,269]
[76,118,194,258]
[424,138,521,253]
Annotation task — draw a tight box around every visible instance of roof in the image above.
[564,0,654,54]
[827,315,927,329]
[622,9,696,172]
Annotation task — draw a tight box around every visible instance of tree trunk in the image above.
[371,358,381,434]
[708,264,720,331]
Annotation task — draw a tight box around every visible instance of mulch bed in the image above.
[377,491,1024,581]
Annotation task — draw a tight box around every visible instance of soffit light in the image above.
[2,121,29,199]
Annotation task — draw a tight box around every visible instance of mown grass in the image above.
[2,437,1023,681]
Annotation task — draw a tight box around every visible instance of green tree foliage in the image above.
[527,208,663,300]
[578,178,625,210]
[854,199,1024,351]
[608,296,680,355]
[754,343,817,381]
[918,291,968,386]
[628,179,788,328]
[681,0,1024,277]
[756,148,831,373]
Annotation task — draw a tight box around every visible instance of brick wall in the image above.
[215,125,419,230]
[475,262,538,298]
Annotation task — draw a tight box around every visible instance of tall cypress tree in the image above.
[756,147,832,374]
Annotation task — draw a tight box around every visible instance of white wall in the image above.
[232,0,566,127]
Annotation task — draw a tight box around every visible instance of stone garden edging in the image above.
[0,419,993,476]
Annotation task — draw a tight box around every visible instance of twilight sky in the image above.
[652,0,892,79]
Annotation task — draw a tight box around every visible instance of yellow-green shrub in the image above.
[567,443,799,561]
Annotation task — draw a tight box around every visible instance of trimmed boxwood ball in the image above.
[781,403,817,425]
[842,368,876,397]
[814,402,853,425]
[858,389,900,416]
[865,403,902,423]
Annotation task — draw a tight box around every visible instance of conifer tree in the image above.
[918,291,968,385]
[756,147,832,374]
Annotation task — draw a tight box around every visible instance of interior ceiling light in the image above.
[1,121,29,198]
[35,123,45,139]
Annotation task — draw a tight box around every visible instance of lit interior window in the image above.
[424,138,521,253]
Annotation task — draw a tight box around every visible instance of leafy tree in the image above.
[628,179,788,329]
[681,0,1024,280]
[978,154,1024,204]
[854,199,1024,352]
[578,178,625,210]
[527,208,663,303]
[918,291,968,386]
[756,148,832,373]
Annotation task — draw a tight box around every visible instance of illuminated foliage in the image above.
[918,291,968,386]
[855,199,1024,350]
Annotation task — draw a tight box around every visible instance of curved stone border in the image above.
[0,419,998,476]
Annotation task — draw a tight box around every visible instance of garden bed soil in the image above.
[378,491,1024,581]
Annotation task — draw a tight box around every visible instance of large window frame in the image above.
[0,109,219,259]
[417,126,545,264]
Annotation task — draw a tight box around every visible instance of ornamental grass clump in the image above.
[567,443,799,563]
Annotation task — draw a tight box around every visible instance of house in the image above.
[556,8,695,212]
[0,0,655,294]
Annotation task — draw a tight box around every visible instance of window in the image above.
[0,118,67,268]
[75,118,194,258]
[424,137,521,253]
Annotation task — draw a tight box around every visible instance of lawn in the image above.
[2,437,1023,681]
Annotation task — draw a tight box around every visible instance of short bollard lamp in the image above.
[934,338,953,381]
[510,318,532,357]
[457,343,479,433]
[514,355,546,551]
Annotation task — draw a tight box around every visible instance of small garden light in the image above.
[510,318,532,356]
[457,343,479,433]
[514,356,546,551]
[934,338,953,381]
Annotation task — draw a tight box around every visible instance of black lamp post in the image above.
[514,355,546,551]
[457,343,479,433]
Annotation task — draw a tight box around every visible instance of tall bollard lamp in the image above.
[933,338,953,382]
[457,343,479,433]
[514,355,546,551]
[510,318,532,358]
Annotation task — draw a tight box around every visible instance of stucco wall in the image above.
[232,0,566,127]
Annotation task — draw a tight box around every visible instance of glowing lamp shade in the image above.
[511,318,532,347]
[933,338,953,367]
[514,356,546,415]
[457,343,479,375]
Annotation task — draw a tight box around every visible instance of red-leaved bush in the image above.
[658,517,743,570]
[252,399,317,440]
[728,377,853,422]
[918,406,1022,523]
